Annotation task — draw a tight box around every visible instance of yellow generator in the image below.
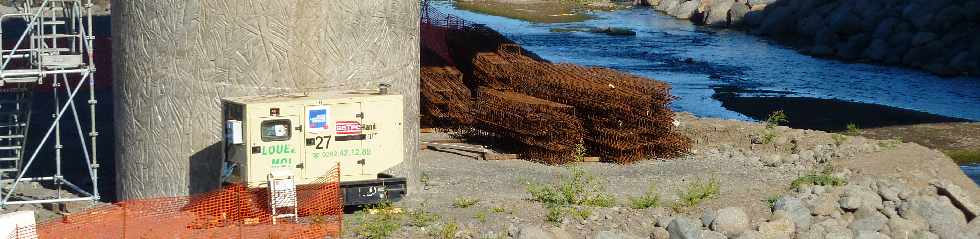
[220,87,406,206]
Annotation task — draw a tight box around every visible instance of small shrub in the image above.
[760,110,788,144]
[473,210,488,223]
[790,174,846,190]
[765,110,788,129]
[545,206,564,226]
[490,207,507,213]
[420,172,431,187]
[407,208,439,228]
[439,221,459,239]
[845,123,861,136]
[764,195,780,210]
[526,167,615,208]
[878,139,902,150]
[352,203,403,239]
[453,197,480,208]
[574,143,587,162]
[571,207,592,220]
[831,134,847,147]
[675,178,720,208]
[628,186,660,209]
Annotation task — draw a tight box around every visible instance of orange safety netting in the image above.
[7,165,343,239]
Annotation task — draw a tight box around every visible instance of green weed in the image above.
[627,185,660,209]
[452,197,480,209]
[407,208,439,228]
[761,110,788,144]
[571,207,592,220]
[845,123,861,136]
[351,202,403,239]
[439,221,459,239]
[473,211,488,223]
[831,134,847,147]
[545,206,564,226]
[526,167,615,207]
[675,178,720,209]
[790,174,847,190]
[945,149,980,164]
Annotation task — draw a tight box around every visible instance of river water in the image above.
[429,2,980,184]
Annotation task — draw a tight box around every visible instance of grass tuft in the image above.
[351,202,403,239]
[452,197,480,209]
[627,185,660,209]
[674,178,720,209]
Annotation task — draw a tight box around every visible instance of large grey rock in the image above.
[515,225,569,239]
[840,185,884,211]
[651,227,670,239]
[854,231,890,239]
[872,17,899,39]
[850,207,888,234]
[901,196,968,239]
[656,0,680,12]
[701,230,727,239]
[595,230,643,239]
[887,217,926,239]
[911,32,937,47]
[712,207,750,236]
[702,209,717,227]
[827,8,863,34]
[755,6,796,36]
[668,217,702,239]
[863,38,890,61]
[671,0,702,19]
[774,197,812,231]
[759,218,795,239]
[796,13,824,37]
[729,1,751,25]
[736,230,764,239]
[933,180,980,220]
[704,0,736,26]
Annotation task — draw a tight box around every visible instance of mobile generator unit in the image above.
[221,89,406,206]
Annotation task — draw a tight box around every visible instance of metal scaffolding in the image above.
[0,0,99,207]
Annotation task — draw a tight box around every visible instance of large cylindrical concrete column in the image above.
[112,1,420,199]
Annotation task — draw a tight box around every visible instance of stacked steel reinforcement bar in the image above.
[473,88,586,165]
[421,66,474,129]
[472,45,691,163]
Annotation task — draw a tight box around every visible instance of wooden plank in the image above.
[581,156,601,162]
[485,153,519,161]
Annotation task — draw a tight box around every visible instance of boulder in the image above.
[668,217,702,239]
[863,39,890,61]
[743,9,765,27]
[933,180,980,220]
[651,227,670,239]
[872,17,899,40]
[711,207,750,236]
[671,0,702,19]
[702,209,717,227]
[849,207,888,234]
[854,231,890,239]
[796,13,825,37]
[701,230,727,239]
[827,8,863,34]
[729,1,751,25]
[887,217,926,239]
[736,230,764,239]
[840,185,884,211]
[759,218,795,239]
[515,225,572,239]
[755,6,796,36]
[774,197,812,230]
[704,0,736,26]
[901,196,968,239]
[911,32,937,47]
[656,0,680,12]
[595,230,643,239]
[837,33,870,60]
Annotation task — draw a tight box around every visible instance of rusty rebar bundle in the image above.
[473,88,585,164]
[421,66,474,129]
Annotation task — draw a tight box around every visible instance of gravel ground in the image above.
[345,112,980,238]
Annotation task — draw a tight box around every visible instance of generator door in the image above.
[304,103,363,180]
[250,108,304,183]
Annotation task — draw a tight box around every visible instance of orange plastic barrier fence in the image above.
[7,165,343,239]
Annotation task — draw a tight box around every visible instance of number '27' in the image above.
[314,136,331,149]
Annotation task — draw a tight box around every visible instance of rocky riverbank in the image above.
[637,0,980,77]
[343,112,980,238]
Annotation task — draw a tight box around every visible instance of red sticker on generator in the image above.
[335,121,362,135]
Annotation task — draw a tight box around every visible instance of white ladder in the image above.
[268,170,298,224]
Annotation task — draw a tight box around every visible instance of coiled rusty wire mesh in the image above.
[472,45,691,164]
[472,88,585,164]
[421,66,474,129]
